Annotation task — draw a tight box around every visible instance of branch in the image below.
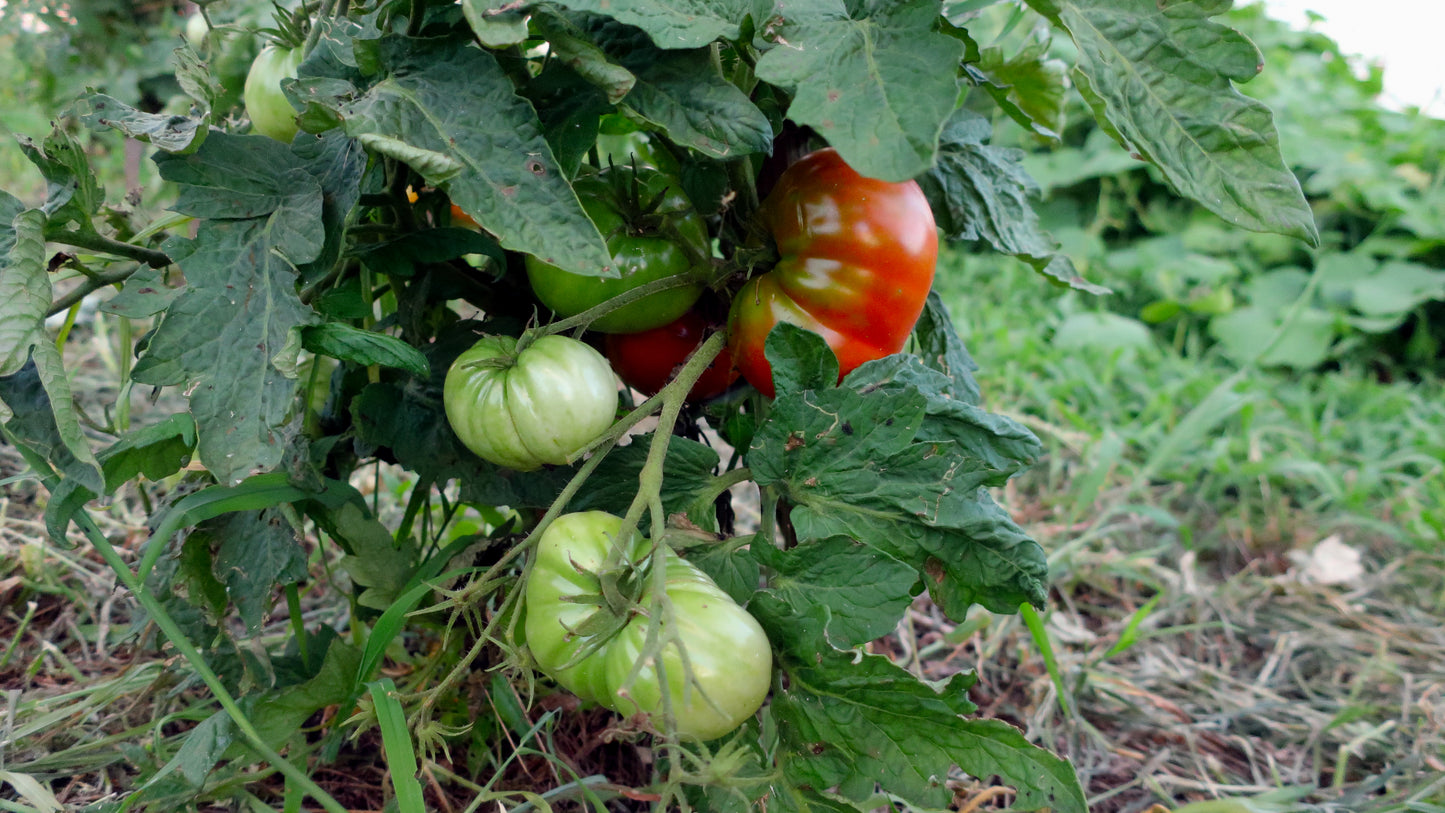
[46,265,141,317]
[52,229,172,268]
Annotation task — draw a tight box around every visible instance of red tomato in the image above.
[605,310,738,401]
[727,148,938,397]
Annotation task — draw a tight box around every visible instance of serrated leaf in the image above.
[350,379,523,507]
[199,507,308,631]
[232,639,361,753]
[75,94,208,154]
[588,19,772,159]
[570,435,722,523]
[909,292,981,404]
[1025,0,1318,245]
[845,354,1040,483]
[144,133,328,485]
[533,9,637,104]
[765,322,838,397]
[460,0,531,47]
[99,413,198,491]
[98,266,183,319]
[918,109,1107,294]
[755,537,916,646]
[975,36,1067,138]
[755,605,1086,813]
[134,709,234,794]
[331,502,415,610]
[755,0,962,182]
[291,132,368,287]
[171,42,223,116]
[18,125,102,232]
[522,62,614,180]
[326,37,611,274]
[557,0,755,48]
[302,323,429,378]
[0,203,52,378]
[678,535,763,605]
[0,207,104,493]
[750,385,1048,615]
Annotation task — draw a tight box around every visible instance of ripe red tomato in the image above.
[727,148,938,397]
[604,310,738,400]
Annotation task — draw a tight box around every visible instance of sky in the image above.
[1257,0,1445,114]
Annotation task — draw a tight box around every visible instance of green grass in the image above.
[935,247,1445,553]
[934,246,1445,812]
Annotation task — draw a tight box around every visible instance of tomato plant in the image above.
[605,309,737,400]
[524,511,772,741]
[0,0,1318,808]
[443,335,618,471]
[525,164,708,334]
[243,44,303,143]
[727,148,939,397]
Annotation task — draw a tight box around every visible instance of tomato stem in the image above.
[527,269,712,339]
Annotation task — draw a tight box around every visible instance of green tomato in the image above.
[524,512,772,740]
[244,44,304,143]
[443,335,618,471]
[525,166,708,334]
[184,12,209,48]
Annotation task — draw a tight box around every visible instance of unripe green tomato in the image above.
[524,512,773,740]
[184,12,209,48]
[525,166,707,334]
[244,44,304,142]
[442,335,618,471]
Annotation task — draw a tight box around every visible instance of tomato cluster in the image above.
[439,140,940,470]
[525,512,772,740]
[438,141,937,740]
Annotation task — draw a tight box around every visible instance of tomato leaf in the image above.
[754,0,963,182]
[351,380,521,506]
[677,535,763,606]
[99,266,183,319]
[556,0,757,49]
[75,94,208,154]
[973,36,1068,140]
[194,507,309,632]
[308,35,613,275]
[764,322,838,397]
[753,536,917,647]
[522,62,614,180]
[532,8,637,104]
[236,638,362,751]
[460,0,531,47]
[331,502,416,610]
[919,109,1108,294]
[301,323,430,379]
[17,126,103,234]
[757,604,1087,813]
[570,435,722,522]
[291,132,368,287]
[143,133,329,485]
[910,292,981,404]
[845,355,1041,484]
[749,385,1048,615]
[589,18,773,159]
[0,204,104,494]
[1025,0,1319,246]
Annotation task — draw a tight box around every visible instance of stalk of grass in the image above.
[367,679,427,813]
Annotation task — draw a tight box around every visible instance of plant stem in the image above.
[523,270,711,343]
[52,230,172,268]
[69,509,349,813]
[603,332,727,573]
[46,265,139,316]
